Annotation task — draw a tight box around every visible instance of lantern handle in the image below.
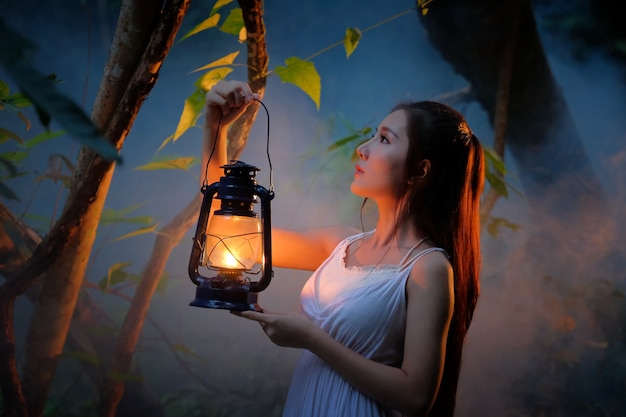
[203,98,274,194]
[248,184,275,292]
[188,183,219,286]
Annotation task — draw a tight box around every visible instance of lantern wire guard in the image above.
[188,98,275,311]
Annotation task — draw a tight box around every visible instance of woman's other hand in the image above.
[205,80,261,130]
[231,310,320,349]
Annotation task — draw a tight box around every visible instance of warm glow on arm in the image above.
[270,226,358,271]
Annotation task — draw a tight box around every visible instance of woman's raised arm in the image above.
[201,80,357,272]
[201,80,259,187]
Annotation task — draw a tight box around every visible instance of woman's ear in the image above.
[416,159,430,180]
[407,160,430,185]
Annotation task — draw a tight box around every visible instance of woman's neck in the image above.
[370,207,422,250]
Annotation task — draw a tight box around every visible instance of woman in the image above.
[202,80,484,417]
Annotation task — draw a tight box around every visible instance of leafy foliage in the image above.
[483,147,509,197]
[485,216,521,237]
[219,7,245,40]
[418,0,434,16]
[134,156,198,172]
[0,19,121,163]
[98,262,168,294]
[178,14,220,42]
[344,28,362,58]
[274,57,321,109]
[100,205,154,226]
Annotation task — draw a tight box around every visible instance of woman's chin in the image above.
[349,182,367,197]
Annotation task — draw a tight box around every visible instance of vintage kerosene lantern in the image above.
[188,160,274,311]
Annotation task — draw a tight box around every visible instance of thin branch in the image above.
[97,1,192,415]
[480,2,523,224]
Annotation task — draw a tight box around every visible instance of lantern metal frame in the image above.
[188,160,274,311]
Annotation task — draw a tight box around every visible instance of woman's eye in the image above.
[380,135,390,143]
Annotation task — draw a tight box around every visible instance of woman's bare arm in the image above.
[202,80,357,271]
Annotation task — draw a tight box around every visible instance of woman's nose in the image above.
[356,142,367,159]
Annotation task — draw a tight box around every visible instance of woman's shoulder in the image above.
[407,248,453,290]
[405,249,454,320]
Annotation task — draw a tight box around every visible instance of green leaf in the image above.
[21,213,50,231]
[59,350,100,365]
[22,129,65,149]
[110,223,160,242]
[0,150,28,164]
[485,170,508,198]
[196,67,233,92]
[7,93,31,108]
[483,147,506,175]
[327,127,372,152]
[486,216,521,238]
[192,51,240,73]
[0,20,121,163]
[0,128,24,144]
[344,27,362,58]
[172,343,202,359]
[99,261,132,291]
[100,205,153,226]
[0,80,9,97]
[170,90,207,141]
[134,156,198,172]
[275,57,321,109]
[219,8,244,36]
[178,14,221,42]
[21,69,120,161]
[418,0,434,15]
[0,156,17,174]
[0,182,20,201]
[101,213,153,226]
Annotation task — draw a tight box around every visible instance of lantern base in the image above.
[189,283,263,312]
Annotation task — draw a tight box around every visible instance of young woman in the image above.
[202,80,484,417]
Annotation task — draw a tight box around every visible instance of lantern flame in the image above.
[203,214,262,271]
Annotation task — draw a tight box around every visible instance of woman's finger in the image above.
[230,310,264,322]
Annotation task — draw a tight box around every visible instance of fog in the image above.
[1,0,625,416]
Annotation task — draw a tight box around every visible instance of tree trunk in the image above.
[0,200,165,417]
[228,0,269,157]
[22,169,115,417]
[0,0,191,416]
[98,1,270,415]
[418,0,611,255]
[19,0,166,414]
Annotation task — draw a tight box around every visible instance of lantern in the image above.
[188,160,274,311]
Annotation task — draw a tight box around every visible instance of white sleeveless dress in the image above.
[282,231,446,417]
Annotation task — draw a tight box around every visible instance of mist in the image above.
[1,0,625,416]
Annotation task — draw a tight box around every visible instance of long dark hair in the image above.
[393,101,484,417]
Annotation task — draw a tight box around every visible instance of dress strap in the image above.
[399,236,431,265]
[401,247,449,271]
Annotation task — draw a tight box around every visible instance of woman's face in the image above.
[351,109,410,201]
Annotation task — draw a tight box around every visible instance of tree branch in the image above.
[228,0,270,158]
[99,1,269,415]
